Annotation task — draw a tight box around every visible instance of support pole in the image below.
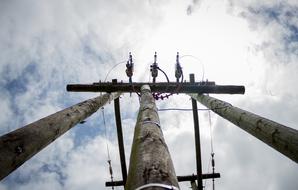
[114,97,127,184]
[189,94,298,163]
[190,74,203,190]
[125,85,179,189]
[0,92,121,180]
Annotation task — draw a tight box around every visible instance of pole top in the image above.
[141,85,151,92]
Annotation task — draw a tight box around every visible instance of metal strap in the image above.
[142,121,161,128]
[135,183,179,190]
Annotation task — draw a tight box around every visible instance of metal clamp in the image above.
[142,121,161,128]
[135,183,179,190]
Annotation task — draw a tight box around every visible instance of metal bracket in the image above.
[135,183,179,190]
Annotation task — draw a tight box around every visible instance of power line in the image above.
[158,106,228,112]
[101,107,114,190]
[180,54,205,81]
[158,108,210,111]
[103,61,126,82]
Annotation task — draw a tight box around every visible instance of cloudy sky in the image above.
[1,0,298,189]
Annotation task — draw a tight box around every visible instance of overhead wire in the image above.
[158,108,211,112]
[152,66,171,100]
[152,66,183,100]
[157,67,170,83]
[180,54,205,82]
[101,59,129,190]
[203,108,216,190]
[157,106,229,112]
[208,110,215,190]
[103,60,126,82]
[101,107,114,190]
[204,156,212,190]
[102,58,141,98]
[100,60,126,190]
[100,53,216,189]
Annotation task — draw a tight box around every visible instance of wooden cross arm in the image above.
[66,82,245,94]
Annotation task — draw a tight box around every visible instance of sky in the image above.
[0,0,298,189]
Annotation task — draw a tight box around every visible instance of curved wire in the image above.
[103,60,126,82]
[152,67,171,100]
[180,54,205,81]
[101,107,114,189]
[157,67,170,83]
[208,110,216,190]
[103,60,142,97]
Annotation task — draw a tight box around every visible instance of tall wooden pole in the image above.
[0,92,121,180]
[189,94,298,163]
[125,85,179,190]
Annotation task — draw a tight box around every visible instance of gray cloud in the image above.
[187,0,201,15]
[0,0,165,189]
[1,1,298,190]
[228,1,298,65]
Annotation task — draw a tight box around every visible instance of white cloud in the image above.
[1,0,298,190]
[0,91,13,135]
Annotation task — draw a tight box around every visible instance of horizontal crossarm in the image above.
[105,173,221,187]
[67,82,245,94]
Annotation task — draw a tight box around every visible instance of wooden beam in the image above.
[177,173,220,181]
[66,82,245,94]
[0,92,121,180]
[189,94,298,163]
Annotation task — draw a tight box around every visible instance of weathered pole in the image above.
[190,74,203,190]
[189,94,298,163]
[0,92,121,180]
[125,85,179,190]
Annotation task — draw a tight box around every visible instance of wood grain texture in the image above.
[0,92,121,180]
[189,93,298,163]
[125,85,179,190]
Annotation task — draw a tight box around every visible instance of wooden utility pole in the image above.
[0,92,121,180]
[125,85,179,190]
[70,77,243,188]
[189,94,298,163]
